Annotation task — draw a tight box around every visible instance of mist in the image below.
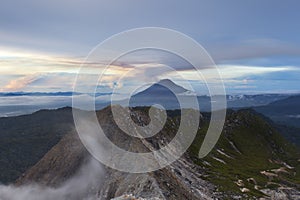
[0,158,105,200]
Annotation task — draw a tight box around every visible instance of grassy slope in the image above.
[188,109,300,198]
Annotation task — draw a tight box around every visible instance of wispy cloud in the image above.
[168,65,299,81]
[0,73,44,92]
[0,47,82,75]
[1,44,300,94]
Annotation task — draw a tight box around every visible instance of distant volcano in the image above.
[133,79,188,97]
[129,79,190,109]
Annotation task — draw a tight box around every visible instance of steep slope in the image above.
[15,133,88,187]
[0,107,74,184]
[96,107,218,200]
[3,106,300,199]
[15,106,219,199]
[189,109,300,198]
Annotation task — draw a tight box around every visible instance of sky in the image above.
[1,0,300,94]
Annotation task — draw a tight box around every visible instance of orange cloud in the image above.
[1,74,43,92]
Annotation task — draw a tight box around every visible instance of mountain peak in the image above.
[157,78,176,85]
[153,79,188,93]
[129,79,189,109]
[132,79,188,98]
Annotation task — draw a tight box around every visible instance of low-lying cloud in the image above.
[0,158,104,200]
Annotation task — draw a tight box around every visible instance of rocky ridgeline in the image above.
[9,107,300,199]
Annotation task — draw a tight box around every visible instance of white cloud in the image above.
[0,158,104,200]
[168,65,298,82]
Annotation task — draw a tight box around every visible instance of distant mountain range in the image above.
[126,79,293,111]
[0,79,298,118]
[254,95,300,128]
[0,92,112,97]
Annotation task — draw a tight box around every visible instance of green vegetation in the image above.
[189,109,300,198]
[1,106,299,199]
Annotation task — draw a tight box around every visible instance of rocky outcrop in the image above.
[14,106,219,199]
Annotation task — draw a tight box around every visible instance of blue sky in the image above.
[0,0,300,94]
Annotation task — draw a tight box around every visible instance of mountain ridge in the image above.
[0,106,299,199]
